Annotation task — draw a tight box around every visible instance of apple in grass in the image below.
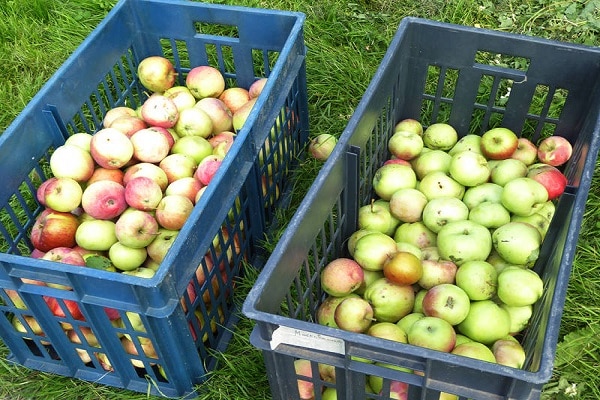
[109,115,147,137]
[437,220,492,266]
[49,144,94,182]
[186,65,225,99]
[75,219,117,251]
[90,128,134,169]
[421,283,471,326]
[141,94,179,129]
[103,106,137,128]
[394,118,423,135]
[219,87,251,114]
[501,177,548,216]
[114,209,159,248]
[31,208,80,252]
[334,296,374,333]
[537,135,573,166]
[479,127,519,160]
[195,97,233,135]
[165,177,203,203]
[388,130,424,160]
[155,194,194,230]
[170,135,213,165]
[137,55,176,93]
[422,196,469,234]
[393,221,437,249]
[527,162,568,200]
[81,180,127,220]
[43,177,83,213]
[308,133,337,161]
[320,257,364,297]
[146,228,179,263]
[352,231,399,271]
[123,162,169,191]
[407,316,456,352]
[448,134,482,156]
[422,123,458,151]
[129,127,171,163]
[457,300,511,345]
[411,149,452,179]
[448,150,490,187]
[511,137,538,165]
[372,163,417,201]
[417,171,465,200]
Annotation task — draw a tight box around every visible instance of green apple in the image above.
[455,260,497,301]
[457,300,511,345]
[363,277,414,322]
[393,221,437,249]
[421,283,471,325]
[353,231,399,271]
[347,229,378,257]
[497,265,544,306]
[462,182,503,209]
[354,269,385,296]
[500,303,533,334]
[389,188,428,223]
[492,338,526,368]
[511,212,552,240]
[437,220,492,266]
[372,164,417,200]
[479,127,519,160]
[448,134,482,156]
[367,322,408,343]
[396,312,425,334]
[418,259,458,289]
[75,219,118,251]
[422,197,469,233]
[448,150,490,187]
[451,341,496,363]
[468,201,511,228]
[317,294,360,328]
[418,171,465,200]
[394,118,423,135]
[108,242,147,271]
[334,296,374,333]
[388,130,424,160]
[358,201,398,237]
[423,123,458,151]
[411,149,452,179]
[407,316,456,352]
[492,222,542,267]
[501,177,548,216]
[490,158,528,186]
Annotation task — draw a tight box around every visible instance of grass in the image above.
[0,0,599,399]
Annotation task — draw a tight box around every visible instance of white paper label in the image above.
[270,326,345,354]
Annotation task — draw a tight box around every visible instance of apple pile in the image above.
[293,120,573,399]
[10,55,271,374]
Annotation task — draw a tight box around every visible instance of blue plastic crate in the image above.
[243,18,600,400]
[0,0,307,397]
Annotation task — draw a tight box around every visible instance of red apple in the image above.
[129,127,171,163]
[155,195,194,230]
[479,127,519,160]
[209,131,236,157]
[218,87,251,114]
[87,167,125,186]
[147,125,175,148]
[108,115,147,137]
[137,55,176,93]
[90,128,134,169]
[124,176,163,211]
[194,97,233,135]
[81,180,127,220]
[123,162,169,191]
[248,77,267,99]
[43,296,84,321]
[537,135,573,166]
[186,65,225,99]
[30,209,80,252]
[511,137,538,165]
[165,177,203,203]
[320,258,364,297]
[36,177,56,207]
[141,94,179,128]
[527,163,568,200]
[194,155,223,185]
[41,246,86,266]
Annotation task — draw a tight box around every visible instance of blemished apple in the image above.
[537,135,573,166]
[87,167,125,186]
[454,260,497,301]
[317,294,360,328]
[492,221,542,267]
[393,221,437,249]
[411,149,452,179]
[511,137,538,165]
[129,127,171,163]
[492,338,526,368]
[479,127,519,160]
[437,220,492,266]
[490,158,528,186]
[159,153,197,183]
[372,163,417,201]
[232,97,257,133]
[422,283,471,326]
[363,277,415,323]
[294,359,316,400]
[43,177,83,213]
[388,130,423,160]
[50,144,95,182]
[165,177,203,203]
[448,134,482,156]
[114,209,159,248]
[527,162,568,200]
[103,106,137,128]
[109,241,148,271]
[30,209,79,252]
[195,97,233,135]
[186,65,225,99]
[155,194,194,230]
[123,162,169,191]
[418,258,457,289]
[352,231,399,271]
[109,115,147,137]
[448,150,490,187]
[75,219,118,251]
[368,322,408,343]
[41,246,86,266]
[451,341,496,363]
[334,296,374,333]
[497,265,544,306]
[146,228,179,263]
[468,201,511,229]
[137,55,176,93]
[422,196,469,233]
[501,177,548,216]
[394,118,423,135]
[219,87,251,114]
[90,128,134,169]
[461,182,503,210]
[308,133,337,161]
[141,94,179,129]
[358,200,398,236]
[422,123,458,151]
[417,171,465,200]
[170,135,214,165]
[457,299,511,345]
[195,154,223,186]
[407,316,456,352]
[383,251,422,286]
[320,257,364,297]
[248,77,268,99]
[163,85,197,112]
[124,176,163,211]
[81,180,127,220]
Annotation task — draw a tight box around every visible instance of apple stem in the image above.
[370,198,375,212]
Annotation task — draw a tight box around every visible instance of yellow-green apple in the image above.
[532,199,556,221]
[293,359,316,400]
[451,341,496,363]
[347,229,377,257]
[511,137,538,165]
[454,334,473,347]
[383,251,422,286]
[109,115,147,137]
[369,365,411,398]
[422,283,470,325]
[468,201,511,229]
[219,87,251,114]
[448,150,490,187]
[418,258,457,289]
[358,200,398,236]
[141,94,179,129]
[354,268,384,296]
[352,231,398,271]
[334,296,374,333]
[170,135,213,165]
[114,209,158,248]
[186,65,225,99]
[209,131,236,157]
[121,336,158,368]
[422,123,458,151]
[396,312,425,334]
[49,144,94,182]
[319,364,336,384]
[159,153,197,183]
[81,180,127,220]
[368,322,408,343]
[195,97,233,135]
[501,177,548,216]
[372,163,417,200]
[103,106,137,128]
[121,266,156,279]
[65,132,93,152]
[527,162,568,200]
[394,118,423,135]
[31,208,79,252]
[437,220,492,266]
[489,158,528,186]
[165,177,203,203]
[393,221,437,249]
[497,266,543,306]
[124,176,163,211]
[155,194,193,230]
[194,154,223,185]
[129,127,171,163]
[492,337,526,368]
[388,130,423,160]
[407,316,456,352]
[248,77,267,99]
[448,134,482,156]
[422,197,469,233]
[537,135,572,166]
[454,260,497,301]
[108,241,148,271]
[511,212,551,240]
[457,300,511,345]
[232,97,257,133]
[412,289,427,313]
[5,279,46,310]
[388,187,428,223]
[137,55,176,93]
[308,133,337,161]
[90,128,134,169]
[501,303,532,334]
[320,257,364,297]
[123,162,169,191]
[75,219,118,251]
[418,171,465,200]
[492,221,542,267]
[396,241,422,260]
[174,106,213,138]
[461,182,503,209]
[363,277,414,322]
[479,127,519,160]
[411,149,452,179]
[163,85,197,112]
[87,167,125,186]
[43,177,83,213]
[317,294,360,328]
